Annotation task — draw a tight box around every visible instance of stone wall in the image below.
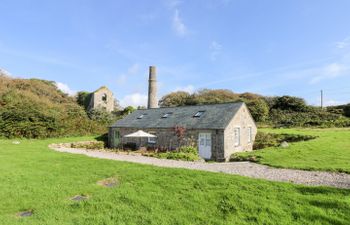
[109,127,225,161]
[223,104,257,160]
[89,87,114,112]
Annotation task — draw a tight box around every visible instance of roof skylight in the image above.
[193,111,205,117]
[162,112,173,118]
[137,113,147,119]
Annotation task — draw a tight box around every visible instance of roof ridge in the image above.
[137,101,244,110]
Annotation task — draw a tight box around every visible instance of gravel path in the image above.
[49,145,350,189]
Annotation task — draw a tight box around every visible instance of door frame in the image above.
[113,130,120,147]
[198,132,212,159]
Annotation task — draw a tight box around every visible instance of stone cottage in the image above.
[88,86,114,112]
[109,102,257,161]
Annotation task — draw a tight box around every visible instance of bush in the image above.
[71,141,104,149]
[246,98,269,122]
[230,154,261,162]
[156,152,200,161]
[253,131,317,150]
[271,96,308,112]
[268,108,350,128]
[344,104,350,118]
[156,146,200,161]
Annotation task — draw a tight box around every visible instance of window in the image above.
[148,132,156,144]
[137,113,147,119]
[102,93,107,102]
[248,127,252,143]
[234,127,240,146]
[162,112,173,118]
[194,111,205,117]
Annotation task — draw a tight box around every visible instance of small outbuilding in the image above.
[109,102,257,161]
[88,86,114,112]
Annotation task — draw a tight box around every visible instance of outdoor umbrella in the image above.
[123,130,156,149]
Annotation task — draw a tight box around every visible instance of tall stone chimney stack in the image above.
[147,66,158,109]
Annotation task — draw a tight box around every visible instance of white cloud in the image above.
[116,63,139,85]
[310,63,348,84]
[335,36,350,49]
[173,9,187,37]
[55,82,77,96]
[120,93,148,107]
[174,84,195,93]
[209,41,222,61]
[0,68,12,77]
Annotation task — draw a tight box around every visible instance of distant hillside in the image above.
[0,75,106,138]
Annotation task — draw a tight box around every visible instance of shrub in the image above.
[178,146,198,154]
[344,104,350,118]
[253,131,317,150]
[155,146,200,161]
[246,98,269,122]
[230,154,261,162]
[156,152,200,161]
[71,141,104,149]
[271,96,308,112]
[268,108,350,128]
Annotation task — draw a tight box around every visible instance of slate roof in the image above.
[111,102,245,130]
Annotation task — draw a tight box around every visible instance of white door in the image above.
[198,133,212,159]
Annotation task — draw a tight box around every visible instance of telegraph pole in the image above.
[321,90,323,109]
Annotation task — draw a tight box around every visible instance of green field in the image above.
[238,128,350,173]
[0,136,350,225]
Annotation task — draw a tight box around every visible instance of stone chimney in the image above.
[147,66,158,109]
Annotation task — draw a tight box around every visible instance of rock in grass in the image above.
[71,195,89,201]
[280,141,289,148]
[97,177,119,188]
[17,210,33,217]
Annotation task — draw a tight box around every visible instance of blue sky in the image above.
[1,0,350,107]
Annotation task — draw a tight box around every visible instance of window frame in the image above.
[161,112,173,118]
[248,126,253,143]
[194,111,205,118]
[137,113,147,119]
[234,127,241,147]
[148,131,157,144]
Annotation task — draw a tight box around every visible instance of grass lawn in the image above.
[237,128,350,173]
[0,137,350,225]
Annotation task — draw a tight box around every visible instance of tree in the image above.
[239,92,262,101]
[271,96,308,112]
[113,98,122,111]
[188,89,240,105]
[246,99,269,122]
[88,108,114,125]
[159,91,191,107]
[137,106,146,110]
[122,106,136,115]
[344,104,350,117]
[76,91,92,110]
